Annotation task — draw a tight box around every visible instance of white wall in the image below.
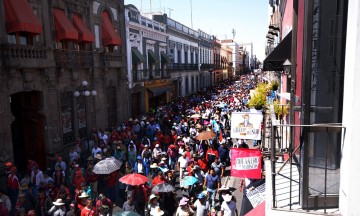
[339,0,360,215]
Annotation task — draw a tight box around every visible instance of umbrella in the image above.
[93,157,122,174]
[182,176,198,187]
[152,183,175,193]
[195,131,216,141]
[119,173,148,186]
[113,211,141,216]
[191,113,201,118]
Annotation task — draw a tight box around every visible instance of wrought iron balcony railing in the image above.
[54,49,94,68]
[266,105,344,214]
[168,63,198,71]
[132,69,170,82]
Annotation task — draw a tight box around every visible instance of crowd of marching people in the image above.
[1,75,260,216]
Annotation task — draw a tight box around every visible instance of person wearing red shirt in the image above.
[197,155,208,172]
[96,194,113,215]
[162,134,171,151]
[151,171,166,186]
[86,163,98,197]
[7,166,19,213]
[186,161,195,176]
[109,129,119,143]
[80,199,96,216]
[104,171,117,202]
[206,145,219,166]
[73,170,86,190]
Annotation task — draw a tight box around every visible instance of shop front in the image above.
[144,80,171,112]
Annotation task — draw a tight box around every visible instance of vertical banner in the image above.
[231,148,262,179]
[231,112,263,140]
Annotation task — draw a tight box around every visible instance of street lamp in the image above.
[283,59,291,78]
[74,80,97,97]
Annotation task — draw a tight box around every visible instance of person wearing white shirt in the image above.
[220,194,238,216]
[92,146,102,157]
[177,153,188,180]
[31,166,44,196]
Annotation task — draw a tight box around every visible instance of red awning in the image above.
[3,0,42,34]
[101,11,121,46]
[245,201,265,216]
[73,14,94,43]
[53,8,78,41]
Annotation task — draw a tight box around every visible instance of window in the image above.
[7,32,32,45]
[185,52,188,64]
[177,50,181,63]
[60,92,75,145]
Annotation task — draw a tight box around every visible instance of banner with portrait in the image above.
[231,112,263,140]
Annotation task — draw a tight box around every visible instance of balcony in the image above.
[54,49,94,68]
[264,105,343,215]
[1,44,48,68]
[99,51,122,67]
[132,69,170,82]
[168,63,198,71]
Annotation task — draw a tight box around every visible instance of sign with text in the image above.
[231,148,262,179]
[231,112,263,140]
[247,183,266,208]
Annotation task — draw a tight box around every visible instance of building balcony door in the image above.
[11,91,46,173]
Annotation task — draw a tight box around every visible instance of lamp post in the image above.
[73,80,97,97]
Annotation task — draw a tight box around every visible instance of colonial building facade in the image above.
[0,0,128,172]
[125,5,171,115]
[153,14,201,98]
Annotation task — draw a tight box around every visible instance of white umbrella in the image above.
[93,157,122,174]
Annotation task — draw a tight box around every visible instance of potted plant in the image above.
[247,83,269,110]
[273,99,289,119]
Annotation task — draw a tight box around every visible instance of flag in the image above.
[231,148,262,179]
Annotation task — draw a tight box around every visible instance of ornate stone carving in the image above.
[177,43,183,50]
[184,45,189,52]
[169,41,176,49]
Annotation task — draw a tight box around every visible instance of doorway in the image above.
[11,91,46,172]
[131,92,141,117]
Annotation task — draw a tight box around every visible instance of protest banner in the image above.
[246,183,266,208]
[231,112,263,140]
[231,148,262,179]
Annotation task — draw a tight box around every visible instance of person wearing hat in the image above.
[176,197,194,216]
[75,191,89,213]
[220,194,237,216]
[134,156,148,176]
[147,194,159,214]
[191,193,209,216]
[152,143,162,162]
[150,206,164,216]
[122,194,138,212]
[141,145,152,168]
